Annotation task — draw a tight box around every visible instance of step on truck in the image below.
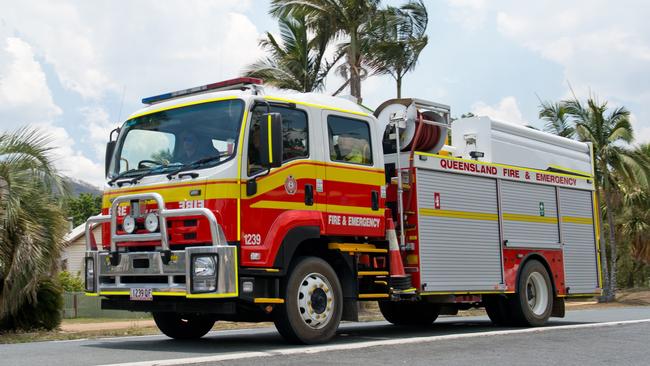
[85,77,602,344]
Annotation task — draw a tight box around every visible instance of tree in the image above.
[244,14,340,92]
[565,97,648,301]
[0,128,68,327]
[538,100,575,138]
[363,0,428,98]
[63,193,102,227]
[270,0,381,102]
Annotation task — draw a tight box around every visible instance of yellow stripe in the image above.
[237,109,250,241]
[265,96,370,117]
[416,152,593,180]
[419,208,498,221]
[359,293,389,299]
[420,290,515,295]
[151,292,186,297]
[186,292,238,299]
[250,200,384,216]
[99,291,130,296]
[128,96,239,120]
[562,216,594,225]
[503,213,558,224]
[328,243,388,253]
[254,298,285,304]
[358,271,389,276]
[548,164,592,177]
[85,292,99,297]
[593,190,603,289]
[267,114,273,163]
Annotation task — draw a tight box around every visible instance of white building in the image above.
[62,224,101,275]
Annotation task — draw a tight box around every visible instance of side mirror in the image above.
[259,112,283,169]
[105,127,120,177]
[105,141,116,177]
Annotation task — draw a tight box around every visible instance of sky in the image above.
[0,0,649,187]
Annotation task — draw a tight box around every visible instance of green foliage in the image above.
[63,193,102,227]
[538,95,650,299]
[0,128,68,322]
[58,271,84,292]
[0,278,63,331]
[244,14,340,92]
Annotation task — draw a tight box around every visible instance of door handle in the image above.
[305,184,314,206]
[371,190,379,211]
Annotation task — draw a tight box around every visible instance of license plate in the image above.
[130,288,153,301]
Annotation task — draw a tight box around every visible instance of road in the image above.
[1,307,649,366]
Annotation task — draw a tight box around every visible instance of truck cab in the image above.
[85,78,388,343]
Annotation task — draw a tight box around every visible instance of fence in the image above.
[63,292,148,319]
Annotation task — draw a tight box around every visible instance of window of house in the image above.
[328,115,373,165]
[248,106,308,175]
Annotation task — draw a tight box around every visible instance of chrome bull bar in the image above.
[84,192,237,298]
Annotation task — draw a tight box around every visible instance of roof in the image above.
[64,223,100,244]
[125,89,372,121]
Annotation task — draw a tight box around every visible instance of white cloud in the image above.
[447,0,488,31]
[1,1,261,101]
[0,36,61,127]
[471,96,526,125]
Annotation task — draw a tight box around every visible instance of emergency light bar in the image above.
[142,77,263,105]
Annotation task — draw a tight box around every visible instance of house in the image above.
[62,223,101,276]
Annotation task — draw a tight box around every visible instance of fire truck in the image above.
[85,77,601,344]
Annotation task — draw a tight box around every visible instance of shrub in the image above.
[0,278,63,331]
[58,271,84,292]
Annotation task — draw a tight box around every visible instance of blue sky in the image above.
[1,0,649,187]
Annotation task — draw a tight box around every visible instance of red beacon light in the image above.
[142,77,263,105]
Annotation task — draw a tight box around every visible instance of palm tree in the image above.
[363,0,428,98]
[0,128,68,320]
[270,0,381,102]
[566,97,649,300]
[538,100,575,138]
[244,14,340,92]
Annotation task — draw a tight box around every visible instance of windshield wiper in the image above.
[108,167,152,186]
[166,154,226,180]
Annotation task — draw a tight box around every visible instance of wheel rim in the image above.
[296,272,334,329]
[526,272,549,316]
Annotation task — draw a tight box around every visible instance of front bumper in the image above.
[84,192,237,299]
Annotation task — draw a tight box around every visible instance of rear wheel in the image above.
[379,301,440,326]
[483,295,511,326]
[510,260,553,326]
[153,312,215,339]
[274,257,343,344]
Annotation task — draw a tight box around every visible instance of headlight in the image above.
[191,255,218,293]
[193,256,216,277]
[144,212,159,232]
[123,215,136,234]
[85,257,95,292]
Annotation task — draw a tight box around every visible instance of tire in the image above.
[483,295,511,326]
[274,257,343,344]
[510,260,553,326]
[153,312,215,340]
[378,301,440,326]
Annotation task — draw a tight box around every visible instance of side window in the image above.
[248,106,309,175]
[328,115,373,166]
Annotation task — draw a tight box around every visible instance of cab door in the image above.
[239,103,316,267]
[321,111,385,237]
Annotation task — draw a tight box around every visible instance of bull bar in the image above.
[84,192,237,298]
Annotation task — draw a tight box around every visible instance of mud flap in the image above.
[551,297,565,318]
[342,299,359,321]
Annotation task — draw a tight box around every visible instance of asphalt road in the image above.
[1,307,649,366]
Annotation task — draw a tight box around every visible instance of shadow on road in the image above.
[83,318,594,356]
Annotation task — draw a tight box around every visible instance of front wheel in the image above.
[153,312,215,340]
[274,257,343,344]
[510,260,553,326]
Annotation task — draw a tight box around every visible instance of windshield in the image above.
[109,99,245,179]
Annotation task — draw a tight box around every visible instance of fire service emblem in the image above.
[285,175,298,195]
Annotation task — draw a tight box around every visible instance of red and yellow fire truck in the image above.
[85,78,601,344]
